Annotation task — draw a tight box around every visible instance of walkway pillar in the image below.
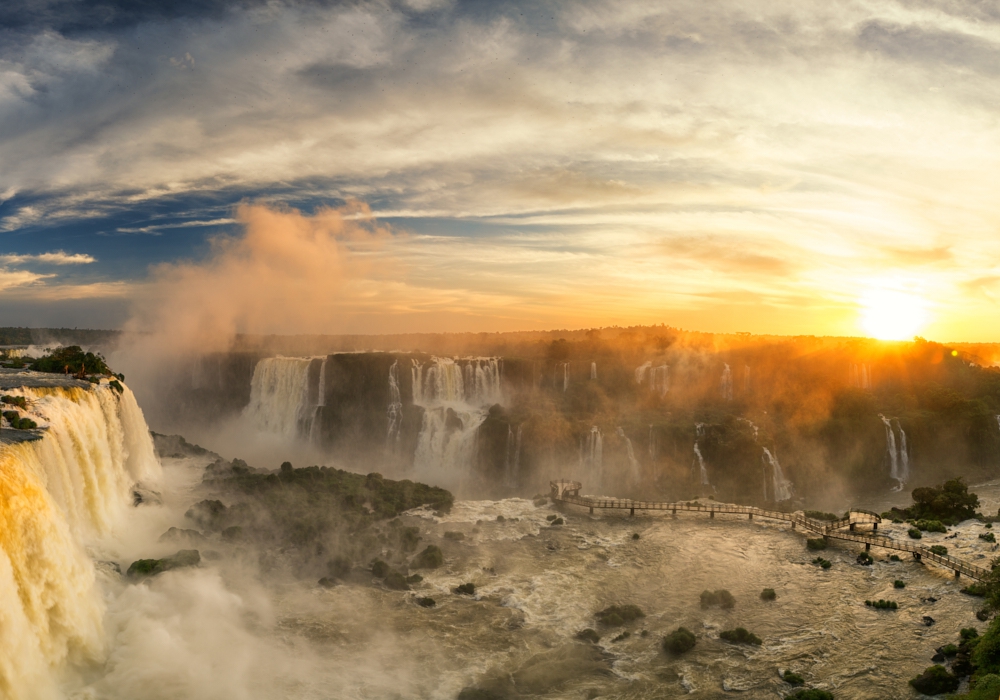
[589,506,594,515]
[630,507,634,517]
[791,522,795,530]
[850,523,855,531]
[955,570,960,579]
[872,523,878,532]
[748,513,753,520]
[672,508,676,518]
[865,543,871,551]
[710,510,715,519]
[913,552,921,561]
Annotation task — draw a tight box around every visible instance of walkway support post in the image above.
[873,523,878,532]
[865,543,871,551]
[749,513,753,520]
[589,506,593,515]
[850,523,855,531]
[630,507,634,517]
[710,510,715,519]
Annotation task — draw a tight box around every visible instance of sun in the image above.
[859,288,929,341]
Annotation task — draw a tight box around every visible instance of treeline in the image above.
[0,327,119,347]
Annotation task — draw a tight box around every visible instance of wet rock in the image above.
[371,559,390,578]
[318,577,337,588]
[909,665,959,695]
[416,597,436,608]
[132,487,162,506]
[411,545,444,569]
[595,604,645,626]
[126,549,200,579]
[454,582,476,595]
[931,653,945,663]
[921,596,938,604]
[158,527,206,545]
[185,499,228,531]
[923,616,936,626]
[384,572,410,590]
[576,628,601,644]
[221,525,243,543]
[496,515,505,522]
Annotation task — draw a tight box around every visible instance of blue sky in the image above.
[3,0,1000,339]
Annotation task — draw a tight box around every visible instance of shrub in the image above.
[806,538,828,551]
[810,557,832,569]
[784,691,833,700]
[962,673,1000,700]
[916,519,947,533]
[856,552,873,565]
[981,532,996,543]
[405,574,423,584]
[612,631,630,642]
[893,580,905,589]
[595,604,645,626]
[889,555,902,562]
[371,560,390,578]
[804,511,839,521]
[126,549,200,578]
[663,627,696,654]
[908,528,923,539]
[443,531,465,541]
[632,533,640,540]
[551,517,564,525]
[760,588,777,601]
[908,665,959,695]
[941,643,959,657]
[29,345,112,376]
[700,589,735,609]
[906,479,980,524]
[864,599,898,610]
[576,628,600,644]
[454,582,476,595]
[1,395,26,409]
[546,514,557,521]
[963,583,987,597]
[962,627,980,640]
[929,545,948,556]
[719,627,762,645]
[412,545,444,569]
[782,671,805,685]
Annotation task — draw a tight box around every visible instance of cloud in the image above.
[660,236,796,276]
[0,251,96,265]
[111,218,236,236]
[0,269,51,291]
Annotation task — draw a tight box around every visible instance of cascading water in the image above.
[648,424,656,461]
[387,361,403,445]
[762,447,793,502]
[721,364,733,401]
[743,364,750,393]
[0,382,160,699]
[862,364,871,389]
[591,362,597,380]
[879,414,908,490]
[616,427,640,483]
[580,426,603,485]
[244,357,315,437]
[634,361,651,384]
[650,365,669,396]
[693,423,710,487]
[896,419,910,486]
[504,424,523,488]
[563,363,569,392]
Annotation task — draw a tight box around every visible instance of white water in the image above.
[634,361,651,384]
[743,364,750,393]
[412,357,502,406]
[897,419,910,486]
[762,447,793,502]
[387,360,402,444]
[647,424,656,461]
[562,363,569,392]
[590,362,597,380]
[650,364,669,396]
[243,357,315,437]
[0,382,160,699]
[693,423,710,486]
[616,427,640,483]
[720,364,733,401]
[581,426,603,485]
[880,414,909,490]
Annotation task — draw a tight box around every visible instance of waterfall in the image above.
[861,364,871,389]
[0,382,160,699]
[878,413,910,491]
[721,364,733,401]
[316,357,328,407]
[563,363,569,392]
[693,423,710,486]
[648,424,656,461]
[387,361,403,444]
[650,365,669,396]
[244,357,315,437]
[996,415,1000,432]
[616,427,640,482]
[743,365,750,393]
[591,362,597,380]
[634,361,651,384]
[762,447,792,502]
[581,426,603,483]
[412,357,502,406]
[504,424,523,489]
[412,407,486,486]
[849,364,859,388]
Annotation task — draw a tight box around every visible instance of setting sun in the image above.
[859,289,929,340]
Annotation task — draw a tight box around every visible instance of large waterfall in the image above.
[411,357,503,486]
[693,423,710,487]
[616,427,640,483]
[879,414,910,489]
[244,357,317,438]
[720,364,733,401]
[386,360,403,445]
[0,382,160,699]
[762,447,793,502]
[634,362,669,396]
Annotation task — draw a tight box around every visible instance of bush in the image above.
[916,519,947,533]
[595,604,645,625]
[804,511,839,521]
[760,588,777,601]
[126,549,200,578]
[909,665,959,695]
[371,560,390,578]
[806,538,828,551]
[865,599,898,610]
[3,410,37,430]
[663,627,696,654]
[889,554,901,561]
[611,631,630,642]
[784,691,833,700]
[405,574,422,584]
[782,671,805,685]
[908,528,923,539]
[720,627,762,645]
[1,395,26,409]
[576,628,600,644]
[906,479,980,524]
[29,345,112,376]
[700,589,735,609]
[412,545,444,569]
[893,580,905,589]
[941,643,959,657]
[551,517,564,525]
[546,514,557,521]
[963,583,987,597]
[962,627,980,640]
[454,583,476,595]
[812,557,832,569]
[981,532,996,543]
[856,552,873,565]
[632,533,640,540]
[930,545,948,556]
[960,673,1000,700]
[443,531,465,541]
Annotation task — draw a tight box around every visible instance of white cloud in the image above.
[0,251,96,265]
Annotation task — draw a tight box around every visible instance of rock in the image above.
[221,525,243,543]
[411,545,444,569]
[416,597,436,608]
[371,559,390,578]
[158,527,206,545]
[923,616,935,626]
[318,577,337,588]
[454,582,476,595]
[326,555,351,579]
[662,627,696,654]
[909,665,959,695]
[132,487,162,506]
[496,515,506,522]
[126,549,201,579]
[576,628,601,644]
[595,604,644,625]
[185,499,228,531]
[384,572,410,590]
[931,653,945,663]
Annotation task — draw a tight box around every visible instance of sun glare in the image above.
[859,289,929,341]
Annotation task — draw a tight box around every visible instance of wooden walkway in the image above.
[550,480,992,582]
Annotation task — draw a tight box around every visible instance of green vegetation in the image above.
[889,554,901,561]
[908,528,922,539]
[126,550,200,578]
[900,479,980,525]
[962,628,980,640]
[856,552,873,565]
[806,538,828,551]
[963,584,987,597]
[760,588,777,601]
[3,410,37,430]
[551,517,564,525]
[443,531,465,541]
[662,627,696,654]
[29,345,112,375]
[371,560,390,578]
[412,545,444,569]
[576,628,600,644]
[915,519,947,533]
[595,604,645,626]
[942,644,960,657]
[893,580,905,589]
[811,557,832,569]
[632,533,640,540]
[384,572,410,590]
[719,627,761,645]
[784,690,833,700]
[865,599,898,610]
[611,631,630,642]
[1,395,26,409]
[782,671,804,685]
[953,674,1000,700]
[908,665,959,695]
[930,545,949,556]
[700,589,736,609]
[981,532,996,543]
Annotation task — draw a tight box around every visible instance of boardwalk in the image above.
[550,480,992,582]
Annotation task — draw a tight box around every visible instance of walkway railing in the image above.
[550,480,992,582]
